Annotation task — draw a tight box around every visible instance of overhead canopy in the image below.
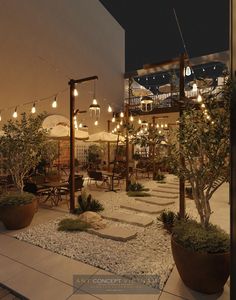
[49,124,89,140]
[86,131,125,143]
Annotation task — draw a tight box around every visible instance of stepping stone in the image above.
[87,226,137,241]
[156,185,179,190]
[121,201,164,214]
[151,192,178,199]
[101,211,153,227]
[152,189,179,195]
[135,197,175,206]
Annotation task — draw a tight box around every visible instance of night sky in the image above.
[99,0,229,72]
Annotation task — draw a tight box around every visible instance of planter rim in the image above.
[171,236,230,256]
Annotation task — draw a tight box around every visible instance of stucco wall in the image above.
[0,0,125,132]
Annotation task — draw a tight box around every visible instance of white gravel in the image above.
[15,175,199,290]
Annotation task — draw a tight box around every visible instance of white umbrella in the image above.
[87,131,124,143]
[49,124,88,140]
[42,115,69,130]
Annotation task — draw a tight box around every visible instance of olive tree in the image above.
[0,113,49,192]
[169,82,230,228]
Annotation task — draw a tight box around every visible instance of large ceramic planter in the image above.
[0,199,36,230]
[171,237,230,294]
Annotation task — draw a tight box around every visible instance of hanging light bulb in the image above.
[52,96,57,108]
[130,115,134,122]
[197,94,203,103]
[94,120,98,126]
[112,116,115,123]
[112,130,114,133]
[202,68,205,72]
[31,103,36,114]
[89,80,100,119]
[138,118,142,124]
[114,128,117,132]
[158,130,162,134]
[156,124,159,128]
[13,107,18,118]
[108,105,112,113]
[164,124,168,128]
[117,124,120,129]
[192,83,198,92]
[74,121,78,129]
[0,111,2,122]
[206,115,211,120]
[120,120,123,125]
[120,111,124,118]
[79,123,83,128]
[73,88,79,97]
[201,103,205,108]
[161,124,164,128]
[185,66,192,76]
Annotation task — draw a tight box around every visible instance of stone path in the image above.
[87,226,137,241]
[135,197,176,206]
[121,201,164,214]
[152,189,179,195]
[101,211,153,227]
[151,192,178,199]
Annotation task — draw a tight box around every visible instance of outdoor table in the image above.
[41,181,68,207]
[101,171,120,191]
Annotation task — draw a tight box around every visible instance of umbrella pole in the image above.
[109,133,120,192]
[107,120,111,171]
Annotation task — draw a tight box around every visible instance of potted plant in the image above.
[0,113,49,229]
[168,81,230,294]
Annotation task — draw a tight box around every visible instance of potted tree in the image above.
[0,113,49,229]
[168,81,230,294]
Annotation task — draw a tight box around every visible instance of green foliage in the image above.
[75,190,104,213]
[0,113,49,191]
[128,182,149,192]
[88,144,102,163]
[172,219,230,254]
[158,210,189,233]
[40,140,58,166]
[0,192,34,207]
[154,174,166,182]
[133,153,141,160]
[168,80,230,227]
[58,218,90,231]
[127,191,151,197]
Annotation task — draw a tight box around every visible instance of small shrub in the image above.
[58,218,90,231]
[0,192,34,207]
[158,210,176,232]
[128,183,149,192]
[127,191,151,197]
[154,174,166,182]
[75,191,104,213]
[172,219,230,254]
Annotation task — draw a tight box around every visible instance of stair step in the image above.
[121,202,164,214]
[135,197,175,206]
[87,226,137,241]
[101,211,153,227]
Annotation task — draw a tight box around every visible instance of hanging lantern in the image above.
[140,96,153,112]
[185,66,191,76]
[89,98,100,118]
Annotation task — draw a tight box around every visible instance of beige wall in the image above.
[0,0,125,132]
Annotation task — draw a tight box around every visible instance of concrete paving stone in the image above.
[30,252,99,288]
[156,185,179,191]
[3,267,74,300]
[87,226,137,242]
[101,211,153,227]
[151,193,178,199]
[152,189,179,195]
[134,197,175,206]
[163,267,229,300]
[121,202,164,214]
[0,255,28,283]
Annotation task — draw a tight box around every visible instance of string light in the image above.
[94,120,98,126]
[185,66,192,76]
[52,96,57,108]
[192,83,198,92]
[130,115,134,122]
[201,103,205,108]
[114,128,117,132]
[31,103,36,114]
[73,88,79,97]
[0,111,2,122]
[120,111,124,118]
[112,116,115,123]
[13,107,18,118]
[120,120,123,125]
[117,124,120,129]
[108,105,112,113]
[161,124,164,128]
[197,94,203,103]
[138,118,142,124]
[164,124,168,128]
[79,123,83,128]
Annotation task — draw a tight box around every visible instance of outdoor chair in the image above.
[87,170,109,188]
[60,175,84,206]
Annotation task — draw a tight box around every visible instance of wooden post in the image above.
[125,78,132,191]
[68,79,76,213]
[107,120,111,171]
[230,0,236,297]
[179,53,185,218]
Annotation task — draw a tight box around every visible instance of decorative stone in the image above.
[77,211,106,229]
[121,202,164,214]
[87,226,137,241]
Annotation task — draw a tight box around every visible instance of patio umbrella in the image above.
[130,80,153,97]
[49,124,89,140]
[86,131,124,143]
[42,114,69,130]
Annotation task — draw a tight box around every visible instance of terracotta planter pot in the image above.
[171,237,230,294]
[0,199,36,230]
